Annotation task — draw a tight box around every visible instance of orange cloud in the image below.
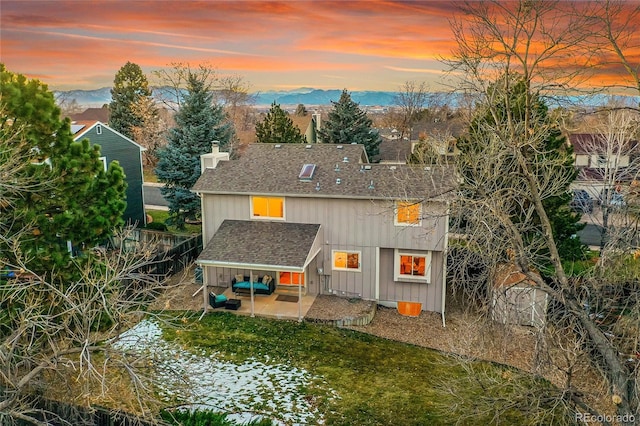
[1,0,637,94]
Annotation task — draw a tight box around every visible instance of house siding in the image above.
[78,127,145,225]
[201,193,447,312]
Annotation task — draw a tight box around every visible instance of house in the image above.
[289,113,320,144]
[569,133,640,197]
[71,121,146,226]
[70,107,110,123]
[192,143,457,322]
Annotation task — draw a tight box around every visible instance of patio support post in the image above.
[297,271,302,322]
[249,270,255,317]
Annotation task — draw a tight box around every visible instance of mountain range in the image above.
[54,87,639,110]
[55,87,401,108]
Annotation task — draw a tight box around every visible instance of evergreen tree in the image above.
[155,71,233,228]
[0,64,127,280]
[109,62,153,139]
[295,103,308,116]
[457,77,585,261]
[318,89,381,161]
[255,102,306,144]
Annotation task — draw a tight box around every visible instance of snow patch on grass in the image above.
[114,319,330,425]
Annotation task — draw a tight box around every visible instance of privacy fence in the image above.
[19,398,164,426]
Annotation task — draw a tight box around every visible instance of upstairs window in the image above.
[333,250,361,272]
[251,196,284,219]
[395,201,421,226]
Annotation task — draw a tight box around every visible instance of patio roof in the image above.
[197,220,322,272]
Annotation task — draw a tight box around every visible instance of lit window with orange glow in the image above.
[395,201,421,226]
[279,271,304,285]
[332,250,361,271]
[395,250,430,282]
[251,196,284,219]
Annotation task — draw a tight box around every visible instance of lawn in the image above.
[146,209,201,235]
[152,312,573,426]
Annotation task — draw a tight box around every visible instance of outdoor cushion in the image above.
[233,281,270,292]
[209,292,228,308]
[235,274,245,283]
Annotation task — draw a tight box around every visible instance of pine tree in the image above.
[0,64,127,279]
[457,77,585,261]
[255,102,306,144]
[109,62,153,139]
[155,71,233,228]
[318,89,381,161]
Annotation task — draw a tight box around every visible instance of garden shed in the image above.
[491,264,548,327]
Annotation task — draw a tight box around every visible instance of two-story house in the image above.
[192,143,457,321]
[71,121,146,226]
[569,133,640,197]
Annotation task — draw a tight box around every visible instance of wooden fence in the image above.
[18,398,164,426]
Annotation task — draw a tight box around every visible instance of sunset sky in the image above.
[1,1,638,93]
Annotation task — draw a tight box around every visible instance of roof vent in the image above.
[334,163,340,172]
[336,178,341,185]
[364,165,372,170]
[368,180,375,190]
[389,166,397,170]
[275,144,282,148]
[306,144,312,149]
[342,156,349,163]
[360,165,364,172]
[337,145,343,149]
[424,166,431,171]
[315,182,321,191]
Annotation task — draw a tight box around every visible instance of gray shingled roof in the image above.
[192,143,457,200]
[197,220,321,270]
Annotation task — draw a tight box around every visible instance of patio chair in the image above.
[209,291,228,309]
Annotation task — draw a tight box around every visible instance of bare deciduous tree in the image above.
[587,0,640,100]
[393,80,430,140]
[0,226,181,424]
[445,1,638,423]
[129,96,169,167]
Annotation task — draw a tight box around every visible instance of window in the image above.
[251,196,284,219]
[395,201,421,226]
[332,250,361,271]
[394,250,431,283]
[279,271,304,285]
[99,156,107,171]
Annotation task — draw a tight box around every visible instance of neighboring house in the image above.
[71,121,146,226]
[378,138,413,164]
[70,107,110,123]
[569,133,640,197]
[289,113,319,143]
[192,143,457,320]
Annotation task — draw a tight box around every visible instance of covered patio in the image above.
[213,289,317,320]
[197,220,323,321]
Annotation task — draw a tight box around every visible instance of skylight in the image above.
[299,163,316,180]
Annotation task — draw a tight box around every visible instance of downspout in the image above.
[375,247,380,302]
[441,201,450,328]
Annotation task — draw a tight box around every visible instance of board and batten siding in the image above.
[378,248,443,312]
[200,193,447,311]
[80,126,145,226]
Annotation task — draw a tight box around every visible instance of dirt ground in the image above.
[149,268,612,416]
